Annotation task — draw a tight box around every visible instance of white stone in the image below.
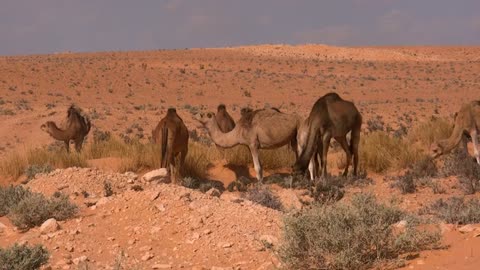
[142,169,168,182]
[40,218,60,234]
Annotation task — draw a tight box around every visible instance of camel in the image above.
[152,108,189,184]
[430,101,480,164]
[41,104,91,153]
[215,104,236,133]
[297,118,320,180]
[196,108,301,183]
[294,92,362,178]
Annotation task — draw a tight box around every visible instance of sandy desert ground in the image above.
[1,44,480,269]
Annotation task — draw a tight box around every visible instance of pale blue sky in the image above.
[1,0,479,55]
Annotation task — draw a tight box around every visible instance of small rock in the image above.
[259,235,278,247]
[440,223,454,233]
[65,243,74,252]
[393,220,407,229]
[96,197,111,206]
[141,252,154,261]
[459,224,477,233]
[40,218,60,234]
[142,169,168,182]
[152,264,172,269]
[140,246,152,252]
[72,256,88,265]
[205,188,221,197]
[0,222,7,233]
[203,229,212,235]
[155,203,166,212]
[219,242,233,248]
[150,191,161,201]
[417,259,425,265]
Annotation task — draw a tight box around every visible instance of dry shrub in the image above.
[24,164,53,182]
[442,150,480,194]
[243,184,283,210]
[421,197,480,224]
[360,131,424,172]
[407,117,452,147]
[280,193,440,270]
[0,244,49,270]
[0,186,78,230]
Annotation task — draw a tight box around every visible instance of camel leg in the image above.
[351,128,361,176]
[337,136,352,177]
[169,155,177,184]
[179,148,188,179]
[74,138,83,153]
[320,131,332,178]
[470,130,480,165]
[64,141,70,153]
[250,146,263,183]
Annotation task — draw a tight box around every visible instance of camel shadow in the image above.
[223,164,252,180]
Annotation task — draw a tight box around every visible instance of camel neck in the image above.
[205,120,240,148]
[48,124,71,141]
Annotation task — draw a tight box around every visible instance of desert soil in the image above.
[1,44,480,269]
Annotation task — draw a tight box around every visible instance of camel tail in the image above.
[294,118,320,173]
[161,125,169,168]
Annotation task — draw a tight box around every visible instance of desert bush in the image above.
[24,164,53,182]
[0,244,49,270]
[360,131,423,172]
[3,186,77,230]
[391,172,416,194]
[442,150,480,194]
[407,117,452,147]
[103,181,113,197]
[243,184,283,211]
[0,185,33,216]
[280,193,440,270]
[421,197,480,224]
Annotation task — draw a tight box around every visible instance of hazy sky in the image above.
[2,0,480,55]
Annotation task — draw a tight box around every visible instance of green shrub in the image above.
[0,244,49,270]
[280,193,440,270]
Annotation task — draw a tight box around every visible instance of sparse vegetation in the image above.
[280,193,440,270]
[0,244,49,270]
[421,197,480,224]
[0,186,77,230]
[407,117,452,147]
[360,131,424,172]
[243,184,283,211]
[442,150,480,194]
[24,164,53,182]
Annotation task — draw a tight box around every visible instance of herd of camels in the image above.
[40,92,480,184]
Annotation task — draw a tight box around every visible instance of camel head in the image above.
[194,112,215,126]
[40,121,55,135]
[217,104,226,113]
[430,142,444,159]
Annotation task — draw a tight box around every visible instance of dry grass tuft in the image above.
[360,131,425,173]
[407,117,452,147]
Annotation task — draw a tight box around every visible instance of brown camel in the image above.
[152,108,189,184]
[294,92,362,178]
[196,108,301,182]
[41,104,91,153]
[215,104,236,133]
[430,101,480,164]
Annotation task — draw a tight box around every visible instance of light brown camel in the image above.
[430,101,480,164]
[294,92,362,178]
[152,108,189,184]
[196,108,301,183]
[41,104,91,153]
